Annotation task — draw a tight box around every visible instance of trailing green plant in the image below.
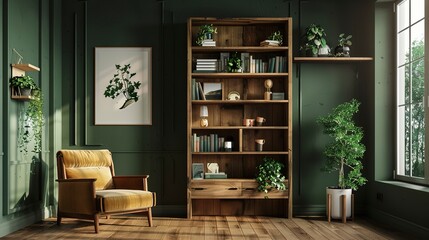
[18,88,44,154]
[267,30,283,45]
[196,24,217,46]
[255,156,286,196]
[337,33,352,47]
[226,52,242,72]
[316,99,367,191]
[300,24,327,56]
[104,64,141,109]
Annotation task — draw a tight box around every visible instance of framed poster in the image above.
[192,163,204,179]
[203,82,223,100]
[94,47,152,125]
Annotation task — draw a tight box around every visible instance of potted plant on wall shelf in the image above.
[300,24,328,57]
[334,33,352,57]
[316,99,367,220]
[10,75,37,97]
[255,156,286,198]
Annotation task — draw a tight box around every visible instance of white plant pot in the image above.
[326,187,352,219]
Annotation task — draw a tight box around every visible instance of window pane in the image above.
[411,0,424,24]
[397,29,409,66]
[397,66,406,105]
[410,103,425,177]
[397,0,409,31]
[411,20,424,61]
[411,59,425,103]
[397,106,406,175]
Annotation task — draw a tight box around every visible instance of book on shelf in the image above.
[241,52,250,73]
[202,39,216,47]
[204,172,227,179]
[260,40,280,47]
[192,133,224,152]
[219,52,229,72]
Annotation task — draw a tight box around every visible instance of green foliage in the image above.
[338,33,352,47]
[267,30,283,46]
[196,24,217,46]
[227,52,242,72]
[18,88,44,154]
[403,39,425,177]
[10,75,37,90]
[104,64,141,109]
[316,99,367,190]
[255,157,286,197]
[300,24,327,56]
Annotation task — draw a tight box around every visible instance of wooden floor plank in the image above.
[0,216,413,240]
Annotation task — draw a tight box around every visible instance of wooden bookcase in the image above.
[187,17,293,218]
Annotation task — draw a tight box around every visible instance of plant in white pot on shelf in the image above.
[316,99,367,220]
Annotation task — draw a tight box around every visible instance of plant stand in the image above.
[326,193,354,223]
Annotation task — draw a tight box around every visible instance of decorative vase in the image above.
[326,187,352,219]
[318,45,330,57]
[14,87,32,97]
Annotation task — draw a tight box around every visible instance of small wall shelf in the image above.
[10,63,40,100]
[294,57,373,62]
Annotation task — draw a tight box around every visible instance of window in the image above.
[395,0,428,185]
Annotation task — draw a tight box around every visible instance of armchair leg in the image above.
[94,215,100,233]
[147,208,153,227]
[57,216,62,226]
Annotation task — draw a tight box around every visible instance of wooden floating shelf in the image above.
[293,57,373,62]
[11,64,40,72]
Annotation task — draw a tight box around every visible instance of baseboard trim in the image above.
[152,205,187,217]
[368,207,429,239]
[0,210,44,238]
[293,204,326,216]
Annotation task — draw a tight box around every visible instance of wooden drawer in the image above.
[190,181,241,198]
[241,182,288,199]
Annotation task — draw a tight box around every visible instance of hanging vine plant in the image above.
[18,88,44,154]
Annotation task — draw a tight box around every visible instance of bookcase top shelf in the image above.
[192,46,289,52]
[192,73,288,78]
[190,17,291,25]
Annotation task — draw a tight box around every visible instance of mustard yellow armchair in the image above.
[56,149,156,233]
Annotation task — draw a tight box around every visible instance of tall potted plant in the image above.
[316,99,367,219]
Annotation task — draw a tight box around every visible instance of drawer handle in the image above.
[193,188,205,190]
[243,188,255,191]
[227,187,238,190]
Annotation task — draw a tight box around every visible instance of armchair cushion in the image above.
[96,189,155,213]
[67,167,113,190]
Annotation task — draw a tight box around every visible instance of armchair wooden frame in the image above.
[56,150,156,233]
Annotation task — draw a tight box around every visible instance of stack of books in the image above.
[260,40,280,47]
[195,59,217,72]
[202,39,216,47]
[205,172,227,179]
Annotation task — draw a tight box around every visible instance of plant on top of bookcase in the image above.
[196,24,217,46]
[256,156,286,198]
[268,30,283,45]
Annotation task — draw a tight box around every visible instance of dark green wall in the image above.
[1,0,62,237]
[1,0,428,238]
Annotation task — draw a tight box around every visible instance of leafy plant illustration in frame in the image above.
[94,47,152,125]
[104,64,141,109]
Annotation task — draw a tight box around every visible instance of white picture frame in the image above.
[94,47,152,125]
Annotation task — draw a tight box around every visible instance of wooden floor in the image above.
[1,216,416,240]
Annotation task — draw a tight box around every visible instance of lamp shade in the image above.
[200,105,208,117]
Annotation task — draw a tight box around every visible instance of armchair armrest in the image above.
[113,175,150,191]
[56,178,97,214]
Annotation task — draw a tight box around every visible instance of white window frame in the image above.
[395,0,429,185]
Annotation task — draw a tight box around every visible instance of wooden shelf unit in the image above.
[10,63,40,100]
[187,17,293,219]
